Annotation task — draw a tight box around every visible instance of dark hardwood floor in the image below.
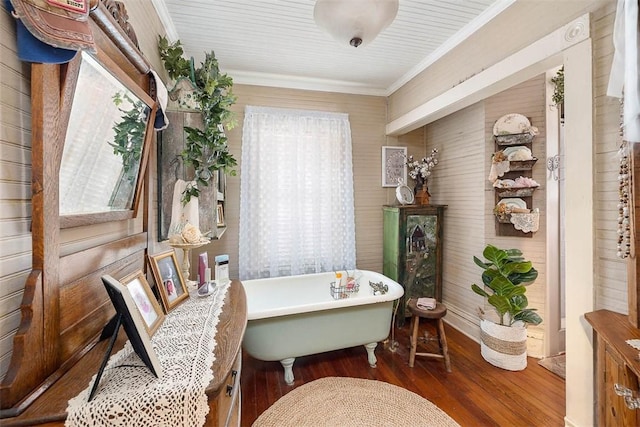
[241,321,565,426]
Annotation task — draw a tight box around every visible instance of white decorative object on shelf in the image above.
[493,113,539,136]
[510,211,540,233]
[503,146,533,161]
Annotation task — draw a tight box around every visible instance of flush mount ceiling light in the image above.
[313,0,399,48]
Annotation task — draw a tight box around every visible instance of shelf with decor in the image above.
[158,111,228,242]
[490,114,540,237]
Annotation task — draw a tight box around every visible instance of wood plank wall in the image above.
[420,75,548,357]
[0,2,32,379]
[483,75,547,356]
[423,103,487,332]
[593,6,628,314]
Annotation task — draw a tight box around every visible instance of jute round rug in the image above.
[252,377,461,427]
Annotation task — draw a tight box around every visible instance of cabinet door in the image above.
[603,343,640,426]
[383,205,445,325]
[401,213,440,314]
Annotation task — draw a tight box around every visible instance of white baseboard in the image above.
[443,302,545,359]
[564,415,579,427]
[442,302,481,343]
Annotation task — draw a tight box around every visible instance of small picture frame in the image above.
[382,146,408,187]
[149,250,189,312]
[101,275,163,378]
[119,270,164,336]
[217,203,225,227]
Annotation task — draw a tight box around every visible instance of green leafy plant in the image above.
[109,91,146,179]
[551,66,564,106]
[158,36,237,204]
[471,244,542,327]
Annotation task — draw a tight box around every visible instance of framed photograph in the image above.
[119,270,164,336]
[217,203,225,227]
[101,275,163,378]
[148,250,189,312]
[382,146,407,187]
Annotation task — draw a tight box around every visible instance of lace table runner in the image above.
[65,280,230,427]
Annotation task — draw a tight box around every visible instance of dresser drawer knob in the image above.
[226,384,233,396]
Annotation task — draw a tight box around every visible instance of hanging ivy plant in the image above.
[109,91,146,180]
[551,66,564,107]
[158,36,237,205]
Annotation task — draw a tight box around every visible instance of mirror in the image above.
[59,51,154,225]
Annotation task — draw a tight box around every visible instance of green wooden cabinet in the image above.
[383,205,446,325]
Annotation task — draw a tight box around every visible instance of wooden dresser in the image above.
[2,280,247,427]
[586,310,640,426]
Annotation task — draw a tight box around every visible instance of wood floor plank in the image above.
[240,323,565,426]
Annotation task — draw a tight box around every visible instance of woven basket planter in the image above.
[480,319,527,371]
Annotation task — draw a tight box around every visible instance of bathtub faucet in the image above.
[369,281,388,295]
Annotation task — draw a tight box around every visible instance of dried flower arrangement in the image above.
[406,148,439,181]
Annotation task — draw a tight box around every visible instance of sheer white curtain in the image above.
[239,106,356,279]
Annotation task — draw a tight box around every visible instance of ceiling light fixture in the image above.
[313,0,399,48]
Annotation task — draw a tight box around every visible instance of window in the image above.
[239,106,356,279]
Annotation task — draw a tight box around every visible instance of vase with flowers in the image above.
[406,148,439,205]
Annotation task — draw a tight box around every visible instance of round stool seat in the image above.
[407,299,447,319]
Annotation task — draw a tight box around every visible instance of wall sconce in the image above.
[313,0,399,48]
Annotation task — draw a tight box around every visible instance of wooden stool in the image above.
[408,299,452,372]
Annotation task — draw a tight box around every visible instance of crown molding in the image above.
[150,0,179,43]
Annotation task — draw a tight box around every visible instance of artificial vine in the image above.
[109,91,146,180]
[158,36,237,205]
[551,66,564,107]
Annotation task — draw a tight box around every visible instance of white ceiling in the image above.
[151,0,514,96]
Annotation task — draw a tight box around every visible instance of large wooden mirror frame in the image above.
[0,0,155,416]
[58,50,155,228]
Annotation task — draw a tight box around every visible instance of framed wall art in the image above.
[382,146,407,187]
[149,250,189,312]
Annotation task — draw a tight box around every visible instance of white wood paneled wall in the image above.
[593,7,628,314]
[1,2,32,380]
[426,103,486,332]
[424,75,548,357]
[484,75,547,357]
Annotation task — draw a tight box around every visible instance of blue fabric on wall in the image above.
[5,0,77,64]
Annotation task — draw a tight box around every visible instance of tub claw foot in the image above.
[364,342,377,367]
[280,357,296,385]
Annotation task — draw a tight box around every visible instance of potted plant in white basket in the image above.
[471,244,542,371]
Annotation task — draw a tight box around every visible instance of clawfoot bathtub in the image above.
[242,270,403,385]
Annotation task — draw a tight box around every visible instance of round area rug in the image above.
[252,376,460,427]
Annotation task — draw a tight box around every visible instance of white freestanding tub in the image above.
[242,270,403,385]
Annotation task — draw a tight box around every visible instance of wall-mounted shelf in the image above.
[494,132,535,146]
[489,118,539,237]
